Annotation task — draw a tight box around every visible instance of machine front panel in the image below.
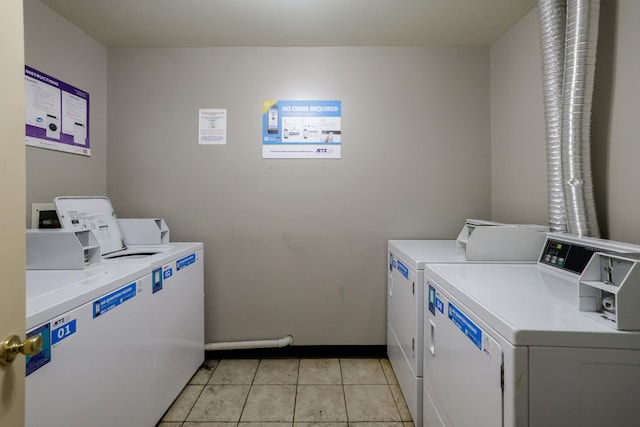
[424,279,503,427]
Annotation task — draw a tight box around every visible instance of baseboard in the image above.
[206,345,386,360]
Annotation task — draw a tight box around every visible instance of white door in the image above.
[424,280,503,427]
[0,0,26,426]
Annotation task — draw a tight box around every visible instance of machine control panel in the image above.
[540,239,600,274]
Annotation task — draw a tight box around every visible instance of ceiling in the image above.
[39,0,537,48]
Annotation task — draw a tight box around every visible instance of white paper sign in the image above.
[199,109,227,145]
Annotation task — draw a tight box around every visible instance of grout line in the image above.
[181,381,207,424]
[292,358,301,423]
[237,359,260,423]
[339,358,350,424]
[380,357,404,423]
[184,359,222,421]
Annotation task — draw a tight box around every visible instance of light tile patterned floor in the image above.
[157,358,414,427]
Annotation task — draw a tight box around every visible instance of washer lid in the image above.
[54,196,125,256]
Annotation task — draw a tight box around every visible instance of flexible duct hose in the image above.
[537,0,600,237]
[538,0,568,233]
[561,0,600,237]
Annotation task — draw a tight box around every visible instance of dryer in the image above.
[423,233,640,427]
[387,220,546,425]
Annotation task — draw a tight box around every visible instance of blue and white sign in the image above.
[152,267,163,294]
[448,302,482,350]
[93,282,137,318]
[177,253,196,271]
[262,100,342,159]
[163,267,173,280]
[397,260,409,280]
[26,323,51,376]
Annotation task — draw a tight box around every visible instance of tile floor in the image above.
[157,358,414,427]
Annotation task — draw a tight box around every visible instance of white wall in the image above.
[490,0,640,244]
[23,0,107,226]
[107,47,492,344]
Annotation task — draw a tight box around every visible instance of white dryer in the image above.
[25,263,157,427]
[423,233,640,427]
[387,220,546,425]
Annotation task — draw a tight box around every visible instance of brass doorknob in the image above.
[0,334,43,365]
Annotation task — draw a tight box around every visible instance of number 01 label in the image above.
[51,319,77,345]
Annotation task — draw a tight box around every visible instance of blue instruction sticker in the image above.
[93,282,137,318]
[152,267,163,294]
[51,319,76,345]
[448,302,482,350]
[389,254,394,271]
[436,297,444,314]
[428,284,436,315]
[163,267,173,280]
[176,253,196,271]
[397,260,409,280]
[26,323,51,376]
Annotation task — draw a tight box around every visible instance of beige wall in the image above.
[107,47,492,344]
[490,8,547,226]
[23,0,107,227]
[600,0,640,243]
[490,0,640,244]
[26,0,640,346]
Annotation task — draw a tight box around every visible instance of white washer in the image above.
[387,221,546,425]
[423,233,640,427]
[25,263,157,427]
[101,243,205,422]
[51,196,205,424]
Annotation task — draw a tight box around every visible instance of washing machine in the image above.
[52,196,205,423]
[387,220,547,425]
[25,263,158,427]
[423,233,640,427]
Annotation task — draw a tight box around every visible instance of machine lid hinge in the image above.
[500,364,504,391]
[412,338,415,352]
[412,282,415,295]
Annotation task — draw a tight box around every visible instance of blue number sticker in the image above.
[51,319,77,345]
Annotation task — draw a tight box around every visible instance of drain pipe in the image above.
[561,0,601,237]
[205,335,294,351]
[538,0,568,233]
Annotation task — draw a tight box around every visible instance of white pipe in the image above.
[205,335,293,351]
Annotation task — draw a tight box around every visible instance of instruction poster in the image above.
[199,108,227,145]
[262,100,341,159]
[24,66,90,156]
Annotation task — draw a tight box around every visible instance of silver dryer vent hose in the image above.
[561,0,600,237]
[537,0,600,237]
[538,0,568,233]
